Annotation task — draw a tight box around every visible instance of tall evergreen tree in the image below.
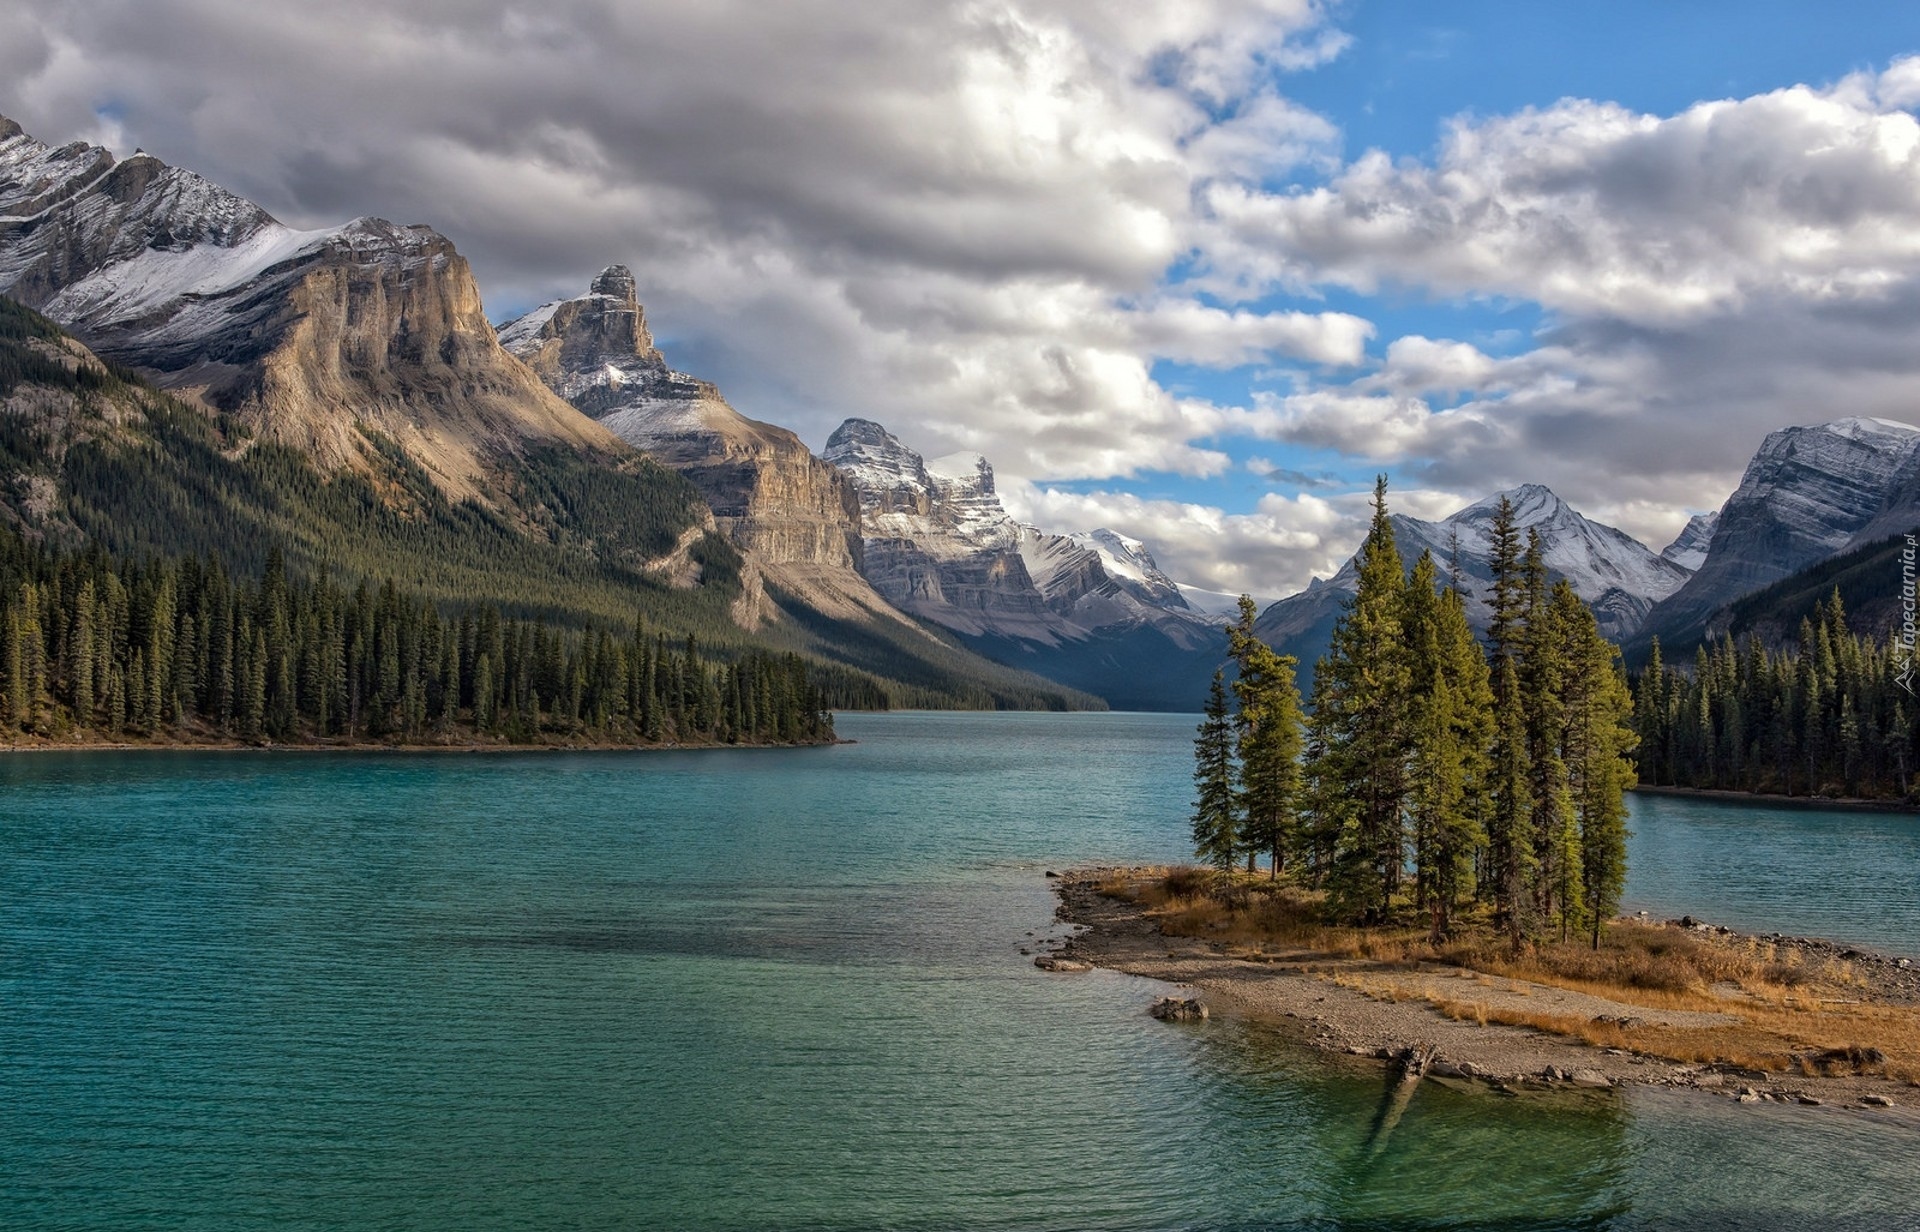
[1228,596,1304,878]
[1307,477,1411,923]
[1191,669,1240,877]
[1404,552,1494,939]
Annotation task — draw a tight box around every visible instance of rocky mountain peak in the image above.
[823,419,933,503]
[500,266,864,579]
[590,263,639,304]
[1635,416,1920,652]
[1660,511,1719,571]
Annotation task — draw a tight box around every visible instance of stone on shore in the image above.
[1149,995,1208,1022]
[1034,954,1092,972]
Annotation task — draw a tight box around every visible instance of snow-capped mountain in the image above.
[0,115,613,497]
[823,419,1053,637]
[1255,484,1691,669]
[1636,417,1920,651]
[824,418,1224,705]
[1659,512,1720,571]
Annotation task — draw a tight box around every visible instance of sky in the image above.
[7,0,1920,599]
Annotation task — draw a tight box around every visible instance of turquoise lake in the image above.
[3,710,1918,1229]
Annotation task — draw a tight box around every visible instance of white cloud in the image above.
[1202,75,1920,323]
[0,0,1363,493]
[11,5,1920,591]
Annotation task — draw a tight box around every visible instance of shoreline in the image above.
[1631,784,1917,814]
[1047,867,1920,1117]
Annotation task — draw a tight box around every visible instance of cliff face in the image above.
[1637,417,1920,649]
[0,118,620,504]
[822,418,1066,639]
[499,267,863,572]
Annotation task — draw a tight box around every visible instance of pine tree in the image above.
[1191,669,1240,878]
[1228,596,1304,878]
[1563,597,1636,948]
[1308,476,1412,923]
[1404,552,1493,939]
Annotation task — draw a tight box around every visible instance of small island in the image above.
[1048,866,1919,1113]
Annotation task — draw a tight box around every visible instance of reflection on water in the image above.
[1,714,1917,1229]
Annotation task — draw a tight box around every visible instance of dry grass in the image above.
[1103,866,1920,1082]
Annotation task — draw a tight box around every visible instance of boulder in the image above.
[1569,1068,1612,1089]
[1148,996,1208,1022]
[1033,955,1092,972]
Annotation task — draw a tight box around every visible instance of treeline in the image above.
[1193,481,1636,947]
[0,530,834,747]
[1634,593,1913,800]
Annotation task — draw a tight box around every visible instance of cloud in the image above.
[1201,72,1920,323]
[12,7,1920,598]
[1199,63,1920,555]
[0,0,1356,491]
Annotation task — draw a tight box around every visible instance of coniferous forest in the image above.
[1194,481,1637,946]
[0,529,833,747]
[1632,594,1913,801]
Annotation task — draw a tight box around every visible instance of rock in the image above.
[1148,996,1208,1022]
[1429,1061,1469,1078]
[1861,1095,1896,1108]
[1799,1096,1823,1106]
[1569,1068,1612,1089]
[1737,1089,1762,1103]
[501,269,866,587]
[1033,955,1092,972]
[1696,1073,1726,1088]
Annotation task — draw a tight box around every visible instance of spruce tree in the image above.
[1191,669,1240,878]
[1228,596,1304,878]
[1404,552,1493,939]
[1309,476,1411,923]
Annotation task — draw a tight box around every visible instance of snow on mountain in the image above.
[1256,483,1687,659]
[1069,529,1189,610]
[1637,416,1920,649]
[0,116,616,494]
[499,267,866,580]
[1660,511,1720,572]
[824,418,1214,652]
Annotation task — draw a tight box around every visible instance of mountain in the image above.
[1633,417,1920,655]
[1659,512,1719,571]
[0,116,615,502]
[0,117,1098,711]
[823,418,1225,707]
[498,267,862,579]
[1255,484,1691,672]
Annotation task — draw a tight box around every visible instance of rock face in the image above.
[0,116,617,502]
[823,418,1056,638]
[1660,512,1719,572]
[498,268,863,572]
[1256,484,1689,669]
[824,417,1215,644]
[1636,417,1920,650]
[823,417,1223,707]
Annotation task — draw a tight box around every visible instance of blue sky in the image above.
[1101,1,1920,528]
[9,1,1920,597]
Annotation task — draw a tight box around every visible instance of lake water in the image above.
[3,711,1917,1230]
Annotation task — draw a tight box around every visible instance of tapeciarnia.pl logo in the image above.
[1899,532,1917,697]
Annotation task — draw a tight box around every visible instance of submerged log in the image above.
[1362,1043,1439,1161]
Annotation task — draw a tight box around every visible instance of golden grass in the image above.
[1102,866,1920,1082]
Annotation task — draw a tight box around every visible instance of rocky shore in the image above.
[1045,867,1920,1117]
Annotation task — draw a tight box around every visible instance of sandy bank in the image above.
[1047,867,1920,1118]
